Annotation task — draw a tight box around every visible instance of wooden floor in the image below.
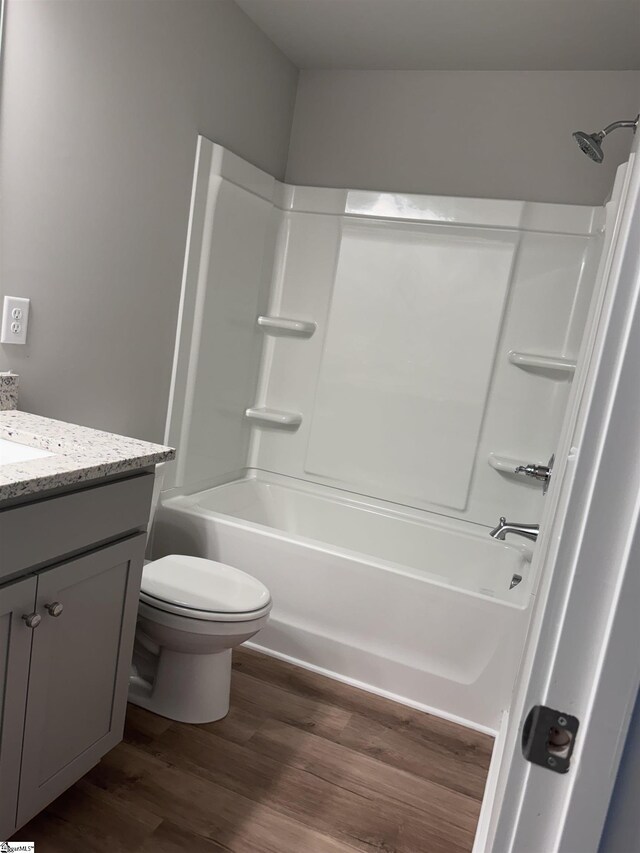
[15,649,493,853]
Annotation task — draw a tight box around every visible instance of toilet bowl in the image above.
[129,553,272,724]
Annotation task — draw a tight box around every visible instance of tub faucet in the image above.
[490,517,539,542]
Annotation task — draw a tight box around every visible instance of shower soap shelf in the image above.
[488,453,527,475]
[245,407,302,428]
[508,351,576,375]
[257,316,317,337]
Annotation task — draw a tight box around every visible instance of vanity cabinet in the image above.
[0,576,38,835]
[16,535,145,826]
[0,472,153,839]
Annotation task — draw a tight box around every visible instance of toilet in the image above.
[129,554,271,723]
[128,471,272,724]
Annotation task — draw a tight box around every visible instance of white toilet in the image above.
[128,465,272,724]
[128,466,272,724]
[129,554,271,724]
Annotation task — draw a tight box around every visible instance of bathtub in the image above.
[153,471,533,732]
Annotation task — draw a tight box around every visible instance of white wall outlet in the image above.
[1,296,31,345]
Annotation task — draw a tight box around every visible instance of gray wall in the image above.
[0,0,298,441]
[599,685,640,853]
[286,70,640,206]
[3,8,640,444]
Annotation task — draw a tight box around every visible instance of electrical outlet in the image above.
[1,296,30,345]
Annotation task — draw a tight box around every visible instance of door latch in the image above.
[522,705,579,773]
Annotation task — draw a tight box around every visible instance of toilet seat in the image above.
[139,592,272,623]
[140,555,272,623]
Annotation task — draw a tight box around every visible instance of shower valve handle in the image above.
[514,454,555,494]
[515,463,550,482]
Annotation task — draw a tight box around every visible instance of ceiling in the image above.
[235,0,640,71]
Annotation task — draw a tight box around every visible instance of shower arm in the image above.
[599,116,639,139]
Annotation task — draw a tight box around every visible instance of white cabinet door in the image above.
[0,575,37,839]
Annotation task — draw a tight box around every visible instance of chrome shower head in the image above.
[573,130,605,163]
[573,115,639,164]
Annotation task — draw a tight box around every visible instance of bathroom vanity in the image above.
[0,411,173,840]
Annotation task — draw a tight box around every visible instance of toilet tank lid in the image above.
[141,555,271,614]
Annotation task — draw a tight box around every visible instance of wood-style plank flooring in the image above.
[15,649,493,852]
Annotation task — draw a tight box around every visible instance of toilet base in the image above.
[129,596,270,724]
[129,647,232,724]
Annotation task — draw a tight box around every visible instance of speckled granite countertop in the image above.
[0,411,175,502]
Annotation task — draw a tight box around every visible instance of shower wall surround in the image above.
[166,138,602,528]
[158,138,611,728]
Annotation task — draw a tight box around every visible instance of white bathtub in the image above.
[154,471,533,732]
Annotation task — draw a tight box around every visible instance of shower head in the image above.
[573,130,605,163]
[573,115,639,164]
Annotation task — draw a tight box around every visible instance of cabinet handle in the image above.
[44,602,64,618]
[22,612,42,629]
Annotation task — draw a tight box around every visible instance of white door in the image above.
[487,128,640,853]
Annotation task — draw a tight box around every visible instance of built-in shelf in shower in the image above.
[245,407,302,428]
[257,315,317,337]
[508,351,576,375]
[488,453,525,475]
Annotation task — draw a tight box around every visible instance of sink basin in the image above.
[0,436,55,465]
